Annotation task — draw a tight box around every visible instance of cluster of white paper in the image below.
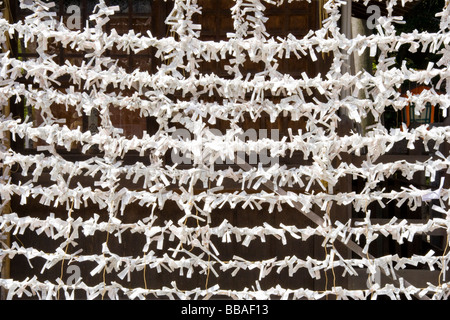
[0,0,450,300]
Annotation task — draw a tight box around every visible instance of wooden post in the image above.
[0,101,11,301]
[1,0,12,300]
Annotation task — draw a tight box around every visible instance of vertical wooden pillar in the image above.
[0,0,12,300]
[332,0,354,294]
[0,100,11,301]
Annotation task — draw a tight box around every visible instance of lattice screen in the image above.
[1,0,450,300]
